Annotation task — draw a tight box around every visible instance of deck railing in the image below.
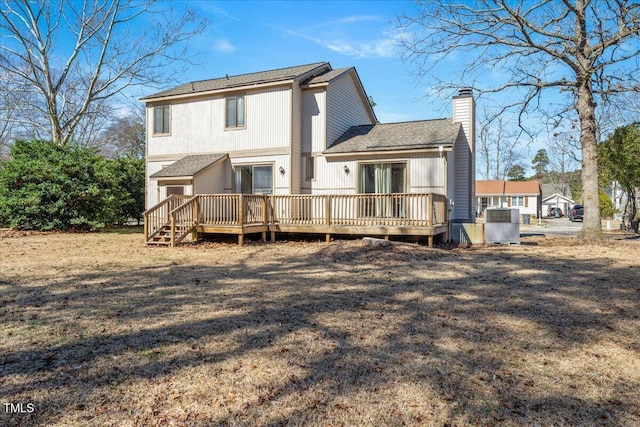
[145,193,448,246]
[169,195,199,246]
[271,193,447,227]
[143,194,191,242]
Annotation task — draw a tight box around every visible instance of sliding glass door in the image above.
[235,165,273,195]
[359,163,406,218]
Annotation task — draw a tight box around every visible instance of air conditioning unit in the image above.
[485,208,520,244]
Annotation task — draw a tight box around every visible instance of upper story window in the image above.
[226,95,245,128]
[153,105,170,135]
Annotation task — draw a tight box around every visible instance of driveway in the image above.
[521,216,583,237]
[521,216,627,238]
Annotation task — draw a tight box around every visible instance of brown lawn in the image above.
[1,230,639,426]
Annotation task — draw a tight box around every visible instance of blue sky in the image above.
[163,1,449,124]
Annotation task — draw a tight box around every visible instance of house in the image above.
[142,62,476,245]
[476,180,542,219]
[541,183,574,217]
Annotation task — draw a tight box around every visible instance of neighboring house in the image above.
[609,181,640,222]
[141,62,476,245]
[476,180,542,219]
[541,183,574,216]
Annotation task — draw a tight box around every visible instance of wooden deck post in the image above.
[325,195,332,243]
[237,194,244,246]
[170,214,176,248]
[143,215,148,244]
[262,196,268,223]
[427,194,433,227]
[192,196,200,241]
[237,194,244,226]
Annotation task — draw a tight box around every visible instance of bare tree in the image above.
[478,113,526,180]
[547,131,582,198]
[0,0,206,146]
[0,71,17,158]
[96,104,146,159]
[397,1,640,239]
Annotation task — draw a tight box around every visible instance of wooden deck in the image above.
[144,193,449,247]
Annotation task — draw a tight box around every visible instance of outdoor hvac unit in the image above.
[485,208,520,244]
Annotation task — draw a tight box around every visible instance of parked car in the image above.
[569,204,584,222]
[548,207,563,217]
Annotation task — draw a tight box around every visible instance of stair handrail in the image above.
[144,195,190,242]
[169,195,199,246]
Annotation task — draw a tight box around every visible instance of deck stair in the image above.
[147,223,191,245]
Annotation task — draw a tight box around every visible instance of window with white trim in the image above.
[226,95,245,128]
[153,105,170,135]
[511,196,524,207]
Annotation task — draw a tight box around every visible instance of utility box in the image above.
[485,208,520,244]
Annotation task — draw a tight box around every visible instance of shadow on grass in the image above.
[1,240,639,426]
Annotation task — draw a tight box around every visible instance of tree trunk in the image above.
[629,188,639,233]
[575,81,602,239]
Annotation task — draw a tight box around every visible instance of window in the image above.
[305,156,315,181]
[358,162,406,218]
[511,196,524,207]
[153,105,170,135]
[359,163,406,194]
[226,95,245,128]
[235,165,272,195]
[166,186,184,196]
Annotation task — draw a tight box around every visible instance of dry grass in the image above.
[1,231,639,426]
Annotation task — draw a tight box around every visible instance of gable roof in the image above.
[541,183,572,199]
[150,153,228,179]
[542,193,575,204]
[302,67,353,86]
[323,119,461,155]
[477,180,541,196]
[142,62,329,101]
[476,180,505,195]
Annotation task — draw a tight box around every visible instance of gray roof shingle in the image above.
[150,153,228,178]
[324,119,461,154]
[302,67,352,85]
[143,62,330,100]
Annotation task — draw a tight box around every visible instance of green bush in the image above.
[0,140,135,231]
[599,189,615,218]
[106,157,145,225]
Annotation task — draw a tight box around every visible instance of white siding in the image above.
[451,95,475,221]
[312,156,358,195]
[147,86,292,157]
[326,73,374,148]
[302,89,326,154]
[193,161,230,194]
[452,129,472,220]
[447,149,456,205]
[312,152,446,195]
[146,162,163,208]
[408,155,446,193]
[290,83,302,194]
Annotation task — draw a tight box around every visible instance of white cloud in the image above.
[275,15,400,59]
[213,39,236,54]
[324,36,399,58]
[279,29,400,59]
